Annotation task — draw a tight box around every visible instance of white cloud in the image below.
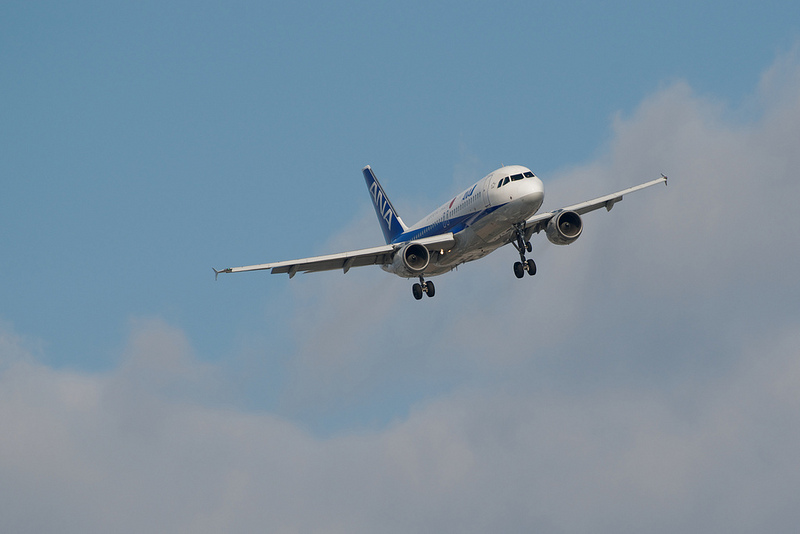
[3,51,800,532]
[2,321,798,533]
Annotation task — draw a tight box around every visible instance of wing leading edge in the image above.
[525,175,667,234]
[214,233,456,279]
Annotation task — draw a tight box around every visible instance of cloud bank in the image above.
[2,51,800,533]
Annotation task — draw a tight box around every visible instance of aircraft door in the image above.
[482,177,493,208]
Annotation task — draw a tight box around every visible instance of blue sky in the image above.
[2,0,795,370]
[2,1,800,532]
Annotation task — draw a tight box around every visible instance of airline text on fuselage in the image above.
[462,184,478,201]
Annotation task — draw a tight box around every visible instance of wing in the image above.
[214,233,456,279]
[525,175,667,233]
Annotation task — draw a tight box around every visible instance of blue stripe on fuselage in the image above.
[391,204,505,244]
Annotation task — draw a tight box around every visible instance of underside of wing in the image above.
[214,232,456,279]
[524,175,667,234]
[402,232,456,252]
[216,244,395,278]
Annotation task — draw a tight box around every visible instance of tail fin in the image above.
[363,166,407,244]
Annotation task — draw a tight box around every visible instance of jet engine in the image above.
[390,242,430,277]
[545,210,583,245]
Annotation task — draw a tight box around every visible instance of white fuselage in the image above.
[382,165,545,277]
[215,163,665,294]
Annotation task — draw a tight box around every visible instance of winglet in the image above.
[213,268,231,281]
[661,173,668,186]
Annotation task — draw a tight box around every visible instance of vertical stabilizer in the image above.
[363,166,407,244]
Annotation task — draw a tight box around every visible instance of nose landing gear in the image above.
[412,275,435,300]
[512,224,537,279]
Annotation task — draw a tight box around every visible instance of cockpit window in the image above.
[499,173,535,187]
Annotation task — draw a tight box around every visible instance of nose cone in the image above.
[523,176,545,210]
[497,176,545,222]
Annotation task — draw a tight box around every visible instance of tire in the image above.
[425,280,435,297]
[412,283,423,300]
[513,261,525,279]
[526,241,532,253]
[526,259,537,276]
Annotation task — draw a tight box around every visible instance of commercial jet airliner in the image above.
[215,165,666,300]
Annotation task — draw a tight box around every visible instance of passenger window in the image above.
[511,173,524,181]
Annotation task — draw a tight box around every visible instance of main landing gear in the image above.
[412,275,435,300]
[512,224,537,279]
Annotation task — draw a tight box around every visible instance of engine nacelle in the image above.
[390,242,430,277]
[545,210,583,245]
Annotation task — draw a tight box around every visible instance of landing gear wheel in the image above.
[512,223,536,279]
[513,261,525,279]
[425,280,435,297]
[412,283,423,300]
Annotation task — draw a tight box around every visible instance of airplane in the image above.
[214,165,667,300]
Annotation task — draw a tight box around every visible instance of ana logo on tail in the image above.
[363,166,406,244]
[369,181,394,231]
